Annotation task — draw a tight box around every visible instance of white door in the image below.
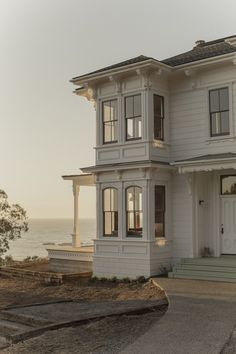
[221,196,236,254]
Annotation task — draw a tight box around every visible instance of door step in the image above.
[169,257,236,283]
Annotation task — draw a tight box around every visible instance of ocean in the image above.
[6,218,96,260]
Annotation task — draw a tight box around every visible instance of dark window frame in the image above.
[126,186,143,237]
[220,175,236,195]
[102,187,118,237]
[125,94,142,141]
[209,87,229,137]
[102,99,118,144]
[153,94,164,141]
[155,185,166,238]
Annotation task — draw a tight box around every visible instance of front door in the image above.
[221,196,236,254]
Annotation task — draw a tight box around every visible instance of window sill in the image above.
[152,140,170,148]
[205,135,235,144]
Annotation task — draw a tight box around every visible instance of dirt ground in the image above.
[0,276,166,310]
[0,276,167,354]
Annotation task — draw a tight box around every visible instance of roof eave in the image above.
[70,59,172,85]
[171,156,236,167]
[172,52,236,71]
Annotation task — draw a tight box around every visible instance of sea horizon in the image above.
[6,218,96,261]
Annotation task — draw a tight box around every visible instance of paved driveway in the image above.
[121,278,236,354]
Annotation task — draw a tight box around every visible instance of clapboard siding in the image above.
[170,66,236,161]
[172,174,193,258]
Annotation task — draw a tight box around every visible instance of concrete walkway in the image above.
[121,278,236,354]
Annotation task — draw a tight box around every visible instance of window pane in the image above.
[133,95,141,116]
[103,101,111,122]
[103,188,118,236]
[104,121,117,143]
[125,96,133,118]
[103,188,118,211]
[154,95,163,117]
[126,117,142,140]
[154,116,163,140]
[219,88,229,111]
[211,112,221,135]
[127,118,134,140]
[155,211,164,237]
[110,100,117,120]
[104,212,112,235]
[103,189,111,211]
[155,186,165,238]
[155,186,165,211]
[127,187,134,211]
[221,176,236,195]
[110,188,118,211]
[210,90,219,113]
[221,111,229,134]
[126,187,143,237]
[127,211,143,237]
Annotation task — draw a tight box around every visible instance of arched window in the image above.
[103,188,118,236]
[126,186,143,237]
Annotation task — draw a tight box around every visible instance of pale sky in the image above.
[1,0,236,219]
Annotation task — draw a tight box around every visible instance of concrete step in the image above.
[173,268,236,279]
[170,273,236,283]
[181,257,236,267]
[173,264,236,273]
[169,257,236,283]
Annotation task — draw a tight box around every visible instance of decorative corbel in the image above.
[183,173,193,195]
[139,167,146,178]
[143,73,152,89]
[115,170,122,180]
[155,68,163,76]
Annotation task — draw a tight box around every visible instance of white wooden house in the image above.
[47,35,236,281]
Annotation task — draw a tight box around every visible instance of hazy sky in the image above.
[1,0,236,219]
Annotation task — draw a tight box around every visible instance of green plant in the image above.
[122,277,131,283]
[136,276,146,283]
[4,255,14,265]
[0,190,28,259]
[99,277,107,283]
[111,276,118,283]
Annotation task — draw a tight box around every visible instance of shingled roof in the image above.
[162,36,236,67]
[72,36,236,80]
[72,55,154,80]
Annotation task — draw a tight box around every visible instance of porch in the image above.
[172,153,236,258]
[169,256,236,282]
[46,173,95,273]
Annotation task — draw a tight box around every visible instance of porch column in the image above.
[72,182,80,248]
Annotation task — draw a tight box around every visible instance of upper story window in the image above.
[103,188,118,236]
[102,99,118,144]
[126,186,143,237]
[209,87,229,137]
[125,94,142,141]
[154,94,164,140]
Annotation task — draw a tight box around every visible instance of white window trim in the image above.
[205,83,234,143]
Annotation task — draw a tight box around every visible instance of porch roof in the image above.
[62,173,95,186]
[172,153,236,173]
